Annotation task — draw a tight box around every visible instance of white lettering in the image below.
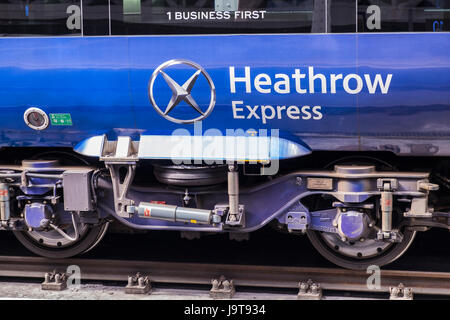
[228,67,393,95]
[261,105,276,124]
[292,69,307,94]
[309,67,327,93]
[254,73,272,94]
[343,74,363,94]
[330,74,343,94]
[287,105,300,119]
[301,106,311,120]
[230,67,251,93]
[312,106,323,120]
[364,74,393,94]
[232,101,245,119]
[274,74,290,94]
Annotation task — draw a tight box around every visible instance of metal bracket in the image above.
[210,275,235,299]
[42,271,67,291]
[377,230,404,243]
[377,178,398,191]
[404,197,433,218]
[225,204,245,227]
[100,136,139,161]
[286,211,310,232]
[297,279,322,300]
[125,273,152,295]
[389,283,413,300]
[418,180,439,192]
[105,163,136,218]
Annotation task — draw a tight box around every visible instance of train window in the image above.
[0,0,82,36]
[358,0,450,32]
[110,0,326,35]
[329,0,357,32]
[83,0,110,35]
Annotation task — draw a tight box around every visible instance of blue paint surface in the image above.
[0,33,448,157]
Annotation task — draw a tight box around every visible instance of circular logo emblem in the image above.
[148,59,216,124]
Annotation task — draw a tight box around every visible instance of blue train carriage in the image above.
[0,0,449,269]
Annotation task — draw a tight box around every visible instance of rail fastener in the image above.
[297,279,322,300]
[41,270,67,291]
[389,283,413,300]
[210,275,235,299]
[125,273,152,295]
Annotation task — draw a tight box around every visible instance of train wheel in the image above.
[13,222,108,259]
[12,150,108,258]
[306,228,416,270]
[305,156,416,270]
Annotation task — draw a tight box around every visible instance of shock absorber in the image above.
[377,179,401,242]
[227,164,239,222]
[380,182,393,233]
[0,183,10,225]
[127,202,221,225]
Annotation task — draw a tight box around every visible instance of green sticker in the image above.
[50,113,72,126]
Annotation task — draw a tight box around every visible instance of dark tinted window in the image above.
[83,0,110,35]
[111,0,326,35]
[358,0,450,32]
[330,0,356,32]
[0,0,82,36]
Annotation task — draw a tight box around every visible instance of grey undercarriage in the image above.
[0,152,449,270]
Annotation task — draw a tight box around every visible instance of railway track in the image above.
[0,256,449,298]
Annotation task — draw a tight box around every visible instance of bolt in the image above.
[299,282,308,293]
[360,238,365,242]
[222,280,230,290]
[138,277,146,287]
[404,288,412,298]
[391,287,399,297]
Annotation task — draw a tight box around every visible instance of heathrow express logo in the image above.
[148,59,216,124]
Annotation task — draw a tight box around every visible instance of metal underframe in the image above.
[105,162,136,218]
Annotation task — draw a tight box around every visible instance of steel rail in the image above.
[0,256,449,296]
